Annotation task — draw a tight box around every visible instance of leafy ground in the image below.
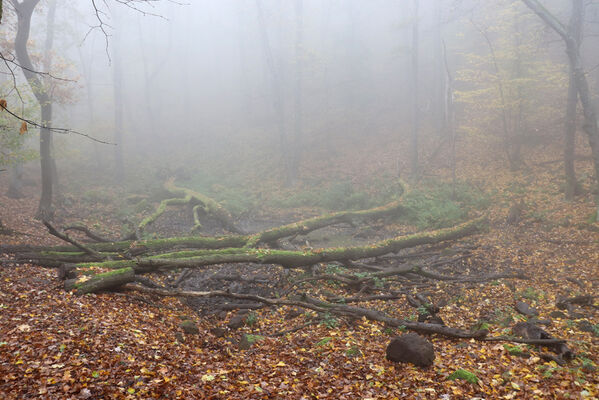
[1,138,599,399]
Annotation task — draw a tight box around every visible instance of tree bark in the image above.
[13,0,54,220]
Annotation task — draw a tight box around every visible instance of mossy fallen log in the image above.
[138,178,244,235]
[64,267,135,295]
[5,197,410,262]
[65,216,486,293]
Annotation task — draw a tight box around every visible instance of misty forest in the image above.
[0,0,599,398]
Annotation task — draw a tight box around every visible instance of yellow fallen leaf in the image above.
[201,374,215,382]
[275,361,286,367]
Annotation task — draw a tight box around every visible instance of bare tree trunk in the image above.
[290,0,303,185]
[255,0,290,184]
[432,5,446,137]
[112,11,124,184]
[522,0,599,197]
[564,66,579,200]
[77,41,103,172]
[13,0,54,220]
[43,0,59,200]
[472,21,519,171]
[564,0,583,200]
[442,41,456,199]
[7,163,24,198]
[410,0,419,176]
[523,0,599,209]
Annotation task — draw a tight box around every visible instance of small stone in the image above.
[515,301,539,317]
[238,334,252,350]
[386,333,435,367]
[576,320,595,333]
[285,308,302,320]
[549,310,566,319]
[210,327,226,338]
[227,314,246,330]
[179,320,200,335]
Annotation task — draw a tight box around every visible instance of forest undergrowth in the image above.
[1,136,598,399]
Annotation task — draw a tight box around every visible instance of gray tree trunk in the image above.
[255,0,290,184]
[522,0,599,209]
[290,0,303,185]
[13,0,54,220]
[410,0,420,176]
[112,11,124,183]
[564,0,583,200]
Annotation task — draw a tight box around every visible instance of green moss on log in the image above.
[64,267,135,295]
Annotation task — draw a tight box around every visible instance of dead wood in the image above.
[42,220,105,260]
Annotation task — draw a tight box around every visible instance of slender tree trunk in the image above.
[522,0,599,208]
[44,0,59,200]
[442,41,456,199]
[255,0,290,184]
[433,5,446,137]
[410,0,419,176]
[7,163,24,198]
[564,0,583,200]
[13,0,54,220]
[472,21,518,171]
[112,12,124,183]
[290,0,303,185]
[77,42,102,171]
[564,66,578,200]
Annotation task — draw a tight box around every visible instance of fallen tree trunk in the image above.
[4,196,409,260]
[138,178,245,235]
[64,217,486,294]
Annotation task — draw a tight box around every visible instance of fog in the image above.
[2,0,599,196]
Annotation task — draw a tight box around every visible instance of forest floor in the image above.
[1,140,599,399]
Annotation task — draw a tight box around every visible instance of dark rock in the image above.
[210,327,227,338]
[179,320,200,335]
[385,333,435,367]
[217,311,228,320]
[549,310,566,319]
[238,335,251,350]
[237,334,260,350]
[569,311,585,319]
[285,308,303,320]
[527,318,552,326]
[515,301,539,317]
[576,320,595,333]
[227,314,246,330]
[174,332,185,342]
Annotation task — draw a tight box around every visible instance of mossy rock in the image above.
[179,320,200,335]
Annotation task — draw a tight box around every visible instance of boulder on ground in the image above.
[179,320,200,334]
[386,333,435,367]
